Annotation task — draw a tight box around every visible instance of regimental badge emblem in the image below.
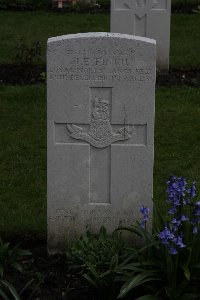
[67,97,132,148]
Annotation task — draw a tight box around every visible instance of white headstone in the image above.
[111,0,171,72]
[47,32,156,253]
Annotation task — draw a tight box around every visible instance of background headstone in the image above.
[47,33,156,253]
[111,0,171,72]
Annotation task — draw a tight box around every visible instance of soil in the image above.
[0,65,200,87]
[157,69,200,87]
[0,4,199,14]
[3,236,99,300]
[2,235,144,300]
[0,65,46,85]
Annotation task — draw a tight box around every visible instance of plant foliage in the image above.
[67,227,129,298]
[15,37,42,65]
[117,177,200,299]
[67,177,200,299]
[0,238,31,277]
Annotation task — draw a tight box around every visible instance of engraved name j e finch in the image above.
[67,97,132,149]
[72,57,129,66]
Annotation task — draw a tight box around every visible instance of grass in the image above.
[170,14,200,69]
[0,84,200,236]
[0,85,46,237]
[154,86,200,215]
[0,11,109,66]
[0,11,200,69]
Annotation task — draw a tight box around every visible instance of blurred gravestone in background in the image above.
[111,0,171,72]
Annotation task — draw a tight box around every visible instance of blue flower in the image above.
[140,206,150,221]
[168,206,177,215]
[160,176,200,255]
[180,215,189,222]
[166,176,187,208]
[191,219,197,225]
[139,206,150,228]
[171,218,182,232]
[188,182,196,198]
[193,227,198,234]
[173,236,186,248]
[169,247,178,255]
[194,202,200,216]
[159,227,175,244]
[140,220,145,229]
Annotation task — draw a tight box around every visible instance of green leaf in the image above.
[182,265,190,281]
[119,261,156,271]
[86,263,99,278]
[83,274,98,288]
[0,280,21,300]
[19,279,34,296]
[135,295,162,300]
[0,266,4,277]
[11,262,22,273]
[26,277,44,300]
[0,287,10,300]
[118,273,161,298]
[110,253,118,269]
[17,250,31,256]
[177,293,200,300]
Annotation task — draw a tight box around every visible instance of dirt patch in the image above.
[0,65,45,85]
[157,69,200,87]
[2,235,140,299]
[0,4,199,14]
[3,237,97,300]
[171,4,200,14]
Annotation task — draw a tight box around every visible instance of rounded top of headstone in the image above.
[47,32,156,45]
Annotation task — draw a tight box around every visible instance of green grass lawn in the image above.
[154,86,200,216]
[0,85,46,237]
[170,14,200,69]
[0,11,109,66]
[0,85,200,237]
[0,11,200,69]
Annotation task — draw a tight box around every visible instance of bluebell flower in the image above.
[171,218,182,232]
[140,206,150,221]
[180,215,189,222]
[193,227,198,234]
[168,206,177,215]
[139,206,150,228]
[194,202,200,216]
[182,199,186,205]
[166,176,187,208]
[173,236,186,248]
[159,227,175,244]
[191,219,197,225]
[160,176,199,255]
[172,218,181,226]
[140,220,145,229]
[188,182,196,198]
[169,247,178,255]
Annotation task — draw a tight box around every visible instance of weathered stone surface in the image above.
[47,33,156,253]
[111,0,171,72]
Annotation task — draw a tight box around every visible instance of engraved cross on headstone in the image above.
[115,0,167,36]
[55,87,136,204]
[65,87,133,205]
